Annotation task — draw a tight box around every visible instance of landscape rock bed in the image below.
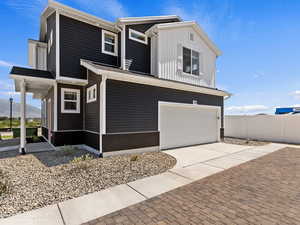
[224,137,269,146]
[0,149,176,218]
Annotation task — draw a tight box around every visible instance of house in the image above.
[10,1,230,156]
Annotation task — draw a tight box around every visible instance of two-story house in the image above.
[10,1,230,156]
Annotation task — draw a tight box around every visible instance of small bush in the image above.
[59,146,76,156]
[32,136,40,143]
[130,155,138,162]
[71,154,93,163]
[0,182,8,196]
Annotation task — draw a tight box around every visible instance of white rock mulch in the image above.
[0,150,176,218]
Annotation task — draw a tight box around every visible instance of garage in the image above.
[159,102,221,150]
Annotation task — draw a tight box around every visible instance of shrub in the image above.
[130,155,138,162]
[32,136,40,143]
[71,154,93,163]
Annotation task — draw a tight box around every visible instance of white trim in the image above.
[80,60,231,97]
[99,75,107,154]
[86,84,97,103]
[57,76,88,86]
[53,83,58,131]
[103,146,159,157]
[101,30,118,56]
[56,10,60,79]
[117,15,181,24]
[146,21,222,56]
[121,24,126,70]
[10,74,56,84]
[20,79,26,153]
[61,88,81,113]
[129,28,148,45]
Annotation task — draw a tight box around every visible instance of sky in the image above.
[0,0,300,114]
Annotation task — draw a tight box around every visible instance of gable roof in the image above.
[146,21,222,56]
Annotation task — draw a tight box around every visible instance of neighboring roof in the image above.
[146,21,222,56]
[10,66,55,80]
[116,15,181,25]
[81,60,230,98]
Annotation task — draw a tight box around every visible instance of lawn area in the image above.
[0,118,41,129]
[0,148,176,218]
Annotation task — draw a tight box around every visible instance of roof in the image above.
[116,15,181,25]
[146,21,222,56]
[10,66,55,80]
[81,60,230,98]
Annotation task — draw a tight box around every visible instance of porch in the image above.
[9,66,56,154]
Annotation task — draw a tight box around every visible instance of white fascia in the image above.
[56,10,60,79]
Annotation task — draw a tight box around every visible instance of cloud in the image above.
[0,80,14,91]
[72,0,129,19]
[252,71,265,79]
[0,60,14,68]
[291,90,300,99]
[226,105,269,114]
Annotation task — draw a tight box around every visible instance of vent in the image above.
[189,33,194,41]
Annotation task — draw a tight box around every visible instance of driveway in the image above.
[85,145,300,225]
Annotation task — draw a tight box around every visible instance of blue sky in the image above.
[0,0,300,114]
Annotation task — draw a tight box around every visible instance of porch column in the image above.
[19,79,26,154]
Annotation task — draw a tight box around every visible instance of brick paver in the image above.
[84,147,300,225]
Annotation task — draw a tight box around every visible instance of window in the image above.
[61,88,80,113]
[183,47,200,76]
[129,29,148,45]
[87,84,97,103]
[48,30,53,54]
[102,30,118,56]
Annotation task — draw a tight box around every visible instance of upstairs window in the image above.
[102,30,118,56]
[183,47,200,76]
[87,84,97,103]
[48,30,53,54]
[61,88,80,113]
[129,29,148,45]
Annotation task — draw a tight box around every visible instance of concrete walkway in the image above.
[0,143,287,225]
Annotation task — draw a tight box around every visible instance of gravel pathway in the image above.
[224,137,269,146]
[0,149,176,218]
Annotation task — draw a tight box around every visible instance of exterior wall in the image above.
[84,71,101,132]
[225,115,300,144]
[125,19,179,74]
[157,26,217,88]
[46,12,56,76]
[59,15,120,79]
[57,83,83,130]
[106,79,224,134]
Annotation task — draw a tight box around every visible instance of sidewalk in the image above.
[0,143,287,225]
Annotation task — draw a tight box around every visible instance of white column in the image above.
[20,80,26,154]
[99,75,107,156]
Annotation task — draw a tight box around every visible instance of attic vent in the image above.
[189,33,194,41]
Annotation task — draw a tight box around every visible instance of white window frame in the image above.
[61,88,80,113]
[87,84,97,103]
[182,46,202,77]
[129,29,148,45]
[102,30,118,56]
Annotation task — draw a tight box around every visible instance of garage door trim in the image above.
[158,101,221,150]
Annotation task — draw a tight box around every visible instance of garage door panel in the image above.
[160,104,219,150]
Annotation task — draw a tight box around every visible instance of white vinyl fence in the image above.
[225,115,300,144]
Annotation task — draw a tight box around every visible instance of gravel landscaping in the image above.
[224,137,269,146]
[0,148,176,218]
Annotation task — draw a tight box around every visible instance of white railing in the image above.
[225,115,300,144]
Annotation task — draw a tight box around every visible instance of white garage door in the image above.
[159,102,220,150]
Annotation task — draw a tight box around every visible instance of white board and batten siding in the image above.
[153,26,216,88]
[225,115,300,144]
